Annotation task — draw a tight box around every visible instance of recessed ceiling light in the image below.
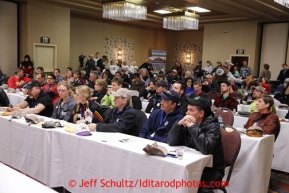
[154,10,172,14]
[187,7,211,13]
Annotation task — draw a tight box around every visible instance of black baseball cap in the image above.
[186,97,212,117]
[160,90,180,104]
[24,80,41,89]
[155,80,168,88]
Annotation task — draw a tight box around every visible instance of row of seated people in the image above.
[4,77,280,193]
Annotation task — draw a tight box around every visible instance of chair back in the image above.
[220,126,241,183]
[129,90,139,97]
[213,107,234,126]
[207,91,221,100]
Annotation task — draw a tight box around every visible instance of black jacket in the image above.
[130,81,146,97]
[277,69,289,83]
[145,94,162,113]
[92,89,107,104]
[168,113,225,173]
[97,105,139,136]
[0,88,9,106]
[202,82,220,93]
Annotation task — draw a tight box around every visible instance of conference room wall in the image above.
[203,22,262,76]
[19,1,70,74]
[70,15,167,71]
[0,1,17,76]
[165,30,204,70]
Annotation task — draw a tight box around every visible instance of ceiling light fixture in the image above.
[103,0,147,21]
[154,10,172,14]
[187,7,211,13]
[163,11,199,30]
[274,0,289,8]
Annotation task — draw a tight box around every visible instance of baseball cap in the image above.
[160,90,180,104]
[155,80,168,87]
[171,69,177,73]
[24,80,41,89]
[205,74,212,79]
[74,123,92,136]
[219,80,231,86]
[111,88,131,100]
[186,96,212,117]
[224,60,234,66]
[254,86,265,93]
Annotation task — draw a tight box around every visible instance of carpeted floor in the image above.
[268,170,289,193]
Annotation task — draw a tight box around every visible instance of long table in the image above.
[6,91,26,106]
[237,104,288,118]
[0,115,213,193]
[0,162,57,193]
[233,115,289,173]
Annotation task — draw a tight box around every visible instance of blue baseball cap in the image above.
[160,90,180,104]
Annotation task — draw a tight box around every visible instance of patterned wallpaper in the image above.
[104,36,134,63]
[174,42,203,72]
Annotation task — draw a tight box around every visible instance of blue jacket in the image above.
[139,106,183,143]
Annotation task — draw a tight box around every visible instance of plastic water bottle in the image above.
[218,114,224,127]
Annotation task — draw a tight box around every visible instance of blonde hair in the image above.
[57,81,74,98]
[95,79,108,91]
[73,85,90,123]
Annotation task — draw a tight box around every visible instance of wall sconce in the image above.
[117,48,123,61]
[186,52,191,64]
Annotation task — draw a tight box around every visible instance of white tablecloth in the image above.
[0,163,57,193]
[233,115,289,173]
[237,104,288,118]
[6,92,26,106]
[142,101,149,111]
[217,134,274,193]
[0,116,52,185]
[0,115,213,193]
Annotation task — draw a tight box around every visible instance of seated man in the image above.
[213,80,239,111]
[88,88,142,136]
[168,96,225,193]
[189,81,211,106]
[36,73,47,88]
[42,74,59,105]
[130,73,146,97]
[7,68,32,89]
[244,94,280,138]
[249,86,276,113]
[7,80,53,117]
[139,90,183,143]
[172,80,187,115]
[202,74,220,93]
[145,80,167,113]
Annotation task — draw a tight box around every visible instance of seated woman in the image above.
[101,71,111,85]
[51,81,76,122]
[73,85,103,124]
[145,80,156,99]
[185,77,195,96]
[91,79,108,104]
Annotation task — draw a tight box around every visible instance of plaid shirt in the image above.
[240,66,252,78]
[213,94,239,111]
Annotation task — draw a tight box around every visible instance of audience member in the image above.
[202,74,220,93]
[73,85,103,124]
[7,80,53,117]
[54,69,63,83]
[35,66,44,75]
[7,68,31,89]
[185,77,195,95]
[145,80,156,99]
[204,60,213,74]
[213,80,238,111]
[277,64,289,84]
[0,87,10,106]
[36,73,47,88]
[240,61,252,79]
[101,77,123,107]
[91,79,108,104]
[20,55,34,78]
[145,80,167,113]
[71,70,84,87]
[41,74,59,105]
[171,61,183,77]
[109,60,119,75]
[51,81,77,122]
[189,81,211,106]
[139,90,182,143]
[88,88,142,136]
[139,57,154,78]
[168,96,225,193]
[260,63,271,80]
[128,61,138,74]
[244,94,280,138]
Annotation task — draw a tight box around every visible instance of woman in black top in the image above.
[91,79,107,104]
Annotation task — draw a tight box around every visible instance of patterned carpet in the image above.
[269,170,289,193]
